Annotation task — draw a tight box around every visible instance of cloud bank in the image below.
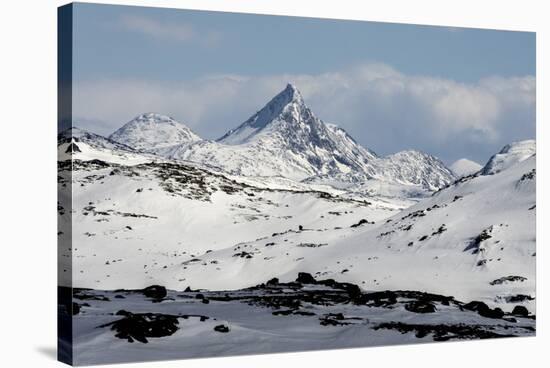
[73,63,535,164]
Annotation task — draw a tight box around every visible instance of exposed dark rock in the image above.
[142,285,167,300]
[519,169,535,182]
[463,301,504,319]
[350,219,373,228]
[498,294,534,303]
[233,251,253,259]
[296,272,317,284]
[511,306,529,317]
[296,242,327,248]
[99,310,179,343]
[214,324,230,333]
[464,226,493,253]
[431,224,447,236]
[374,322,514,341]
[405,301,437,314]
[489,275,527,285]
[319,313,351,326]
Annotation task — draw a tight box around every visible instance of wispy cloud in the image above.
[119,14,220,45]
[73,63,535,163]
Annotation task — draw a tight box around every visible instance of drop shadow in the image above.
[36,346,57,360]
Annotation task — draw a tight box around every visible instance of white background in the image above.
[0,0,546,367]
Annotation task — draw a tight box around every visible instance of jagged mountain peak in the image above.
[279,82,304,103]
[217,83,309,145]
[109,113,201,152]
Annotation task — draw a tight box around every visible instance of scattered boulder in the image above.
[463,301,504,319]
[296,272,317,284]
[99,310,179,343]
[350,219,373,228]
[511,306,529,317]
[142,285,167,300]
[213,324,230,333]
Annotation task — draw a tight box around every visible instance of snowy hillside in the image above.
[450,158,482,177]
[59,130,536,313]
[173,152,535,311]
[109,113,201,152]
[58,127,156,165]
[480,140,536,175]
[58,128,398,289]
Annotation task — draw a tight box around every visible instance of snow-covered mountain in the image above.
[480,140,536,175]
[182,84,378,180]
[450,158,482,177]
[107,85,456,194]
[109,113,201,152]
[304,150,456,199]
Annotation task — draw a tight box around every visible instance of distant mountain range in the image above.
[106,84,457,196]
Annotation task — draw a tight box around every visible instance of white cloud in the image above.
[73,63,535,163]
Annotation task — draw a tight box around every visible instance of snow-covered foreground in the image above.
[68,276,534,365]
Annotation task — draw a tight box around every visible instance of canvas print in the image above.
[57,3,536,366]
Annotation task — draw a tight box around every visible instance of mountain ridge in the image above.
[104,84,456,194]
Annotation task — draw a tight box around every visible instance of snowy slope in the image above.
[109,113,201,152]
[60,130,536,312]
[58,131,398,292]
[480,140,535,175]
[450,158,483,177]
[169,152,536,311]
[58,127,156,165]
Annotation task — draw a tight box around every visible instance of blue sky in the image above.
[72,3,536,164]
